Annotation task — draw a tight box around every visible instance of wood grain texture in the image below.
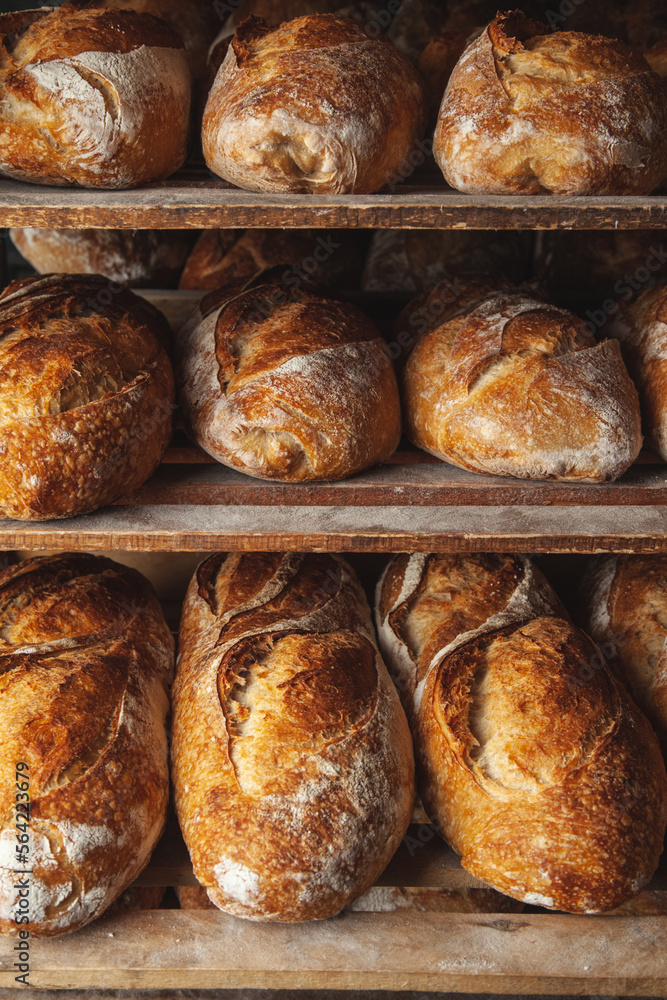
[114,454,667,507]
[1,505,667,553]
[2,178,667,229]
[1,908,667,993]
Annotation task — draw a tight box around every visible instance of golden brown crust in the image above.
[376,553,667,914]
[0,5,190,189]
[202,14,427,194]
[580,554,667,754]
[434,11,667,195]
[0,274,175,521]
[0,553,174,936]
[403,292,643,482]
[10,229,193,289]
[177,278,401,482]
[179,228,364,292]
[172,552,414,921]
[617,286,667,461]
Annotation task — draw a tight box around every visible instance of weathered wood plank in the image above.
[2,179,667,230]
[114,460,667,508]
[2,505,667,553]
[2,909,667,993]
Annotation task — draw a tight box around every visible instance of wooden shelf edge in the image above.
[2,911,666,994]
[2,504,667,553]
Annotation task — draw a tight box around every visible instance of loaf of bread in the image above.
[10,229,193,290]
[0,5,191,188]
[375,552,667,913]
[361,229,531,293]
[177,275,400,481]
[580,554,667,753]
[403,291,643,482]
[172,551,415,921]
[179,228,365,292]
[613,286,667,461]
[0,274,175,521]
[99,0,218,85]
[0,553,174,936]
[434,11,667,195]
[203,14,427,194]
[534,231,667,321]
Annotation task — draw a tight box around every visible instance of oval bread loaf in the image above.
[375,552,667,913]
[580,554,667,752]
[434,11,667,196]
[0,5,191,189]
[0,274,175,521]
[177,276,401,481]
[615,286,667,461]
[403,291,643,482]
[172,551,415,921]
[0,553,174,936]
[203,14,427,194]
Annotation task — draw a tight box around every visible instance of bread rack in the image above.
[2,168,667,996]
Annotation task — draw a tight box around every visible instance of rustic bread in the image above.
[613,286,667,461]
[179,228,365,291]
[0,5,191,189]
[375,552,667,913]
[177,275,401,481]
[0,553,174,936]
[99,0,218,85]
[434,11,667,195]
[361,229,531,294]
[0,274,175,521]
[403,291,643,482]
[172,551,415,921]
[203,14,427,194]
[10,229,193,290]
[579,554,667,753]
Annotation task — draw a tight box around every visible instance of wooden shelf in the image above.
[3,175,667,230]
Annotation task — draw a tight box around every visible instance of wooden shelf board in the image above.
[2,909,667,993]
[115,454,667,508]
[2,178,667,230]
[2,504,667,553]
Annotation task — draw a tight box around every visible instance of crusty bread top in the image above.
[0,4,184,66]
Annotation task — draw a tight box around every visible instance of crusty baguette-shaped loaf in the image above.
[376,553,667,913]
[172,551,414,921]
[403,292,642,482]
[177,277,400,481]
[0,553,174,936]
[0,274,175,521]
[614,286,667,461]
[580,554,667,752]
[0,5,190,189]
[9,228,193,290]
[179,228,364,292]
[202,14,427,194]
[434,11,667,195]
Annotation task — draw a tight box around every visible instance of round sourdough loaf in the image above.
[0,4,191,189]
[375,552,667,913]
[202,14,427,194]
[176,275,401,481]
[403,291,643,482]
[0,274,175,521]
[434,11,667,195]
[10,229,193,289]
[172,551,414,921]
[614,286,667,461]
[0,553,174,936]
[580,554,667,753]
